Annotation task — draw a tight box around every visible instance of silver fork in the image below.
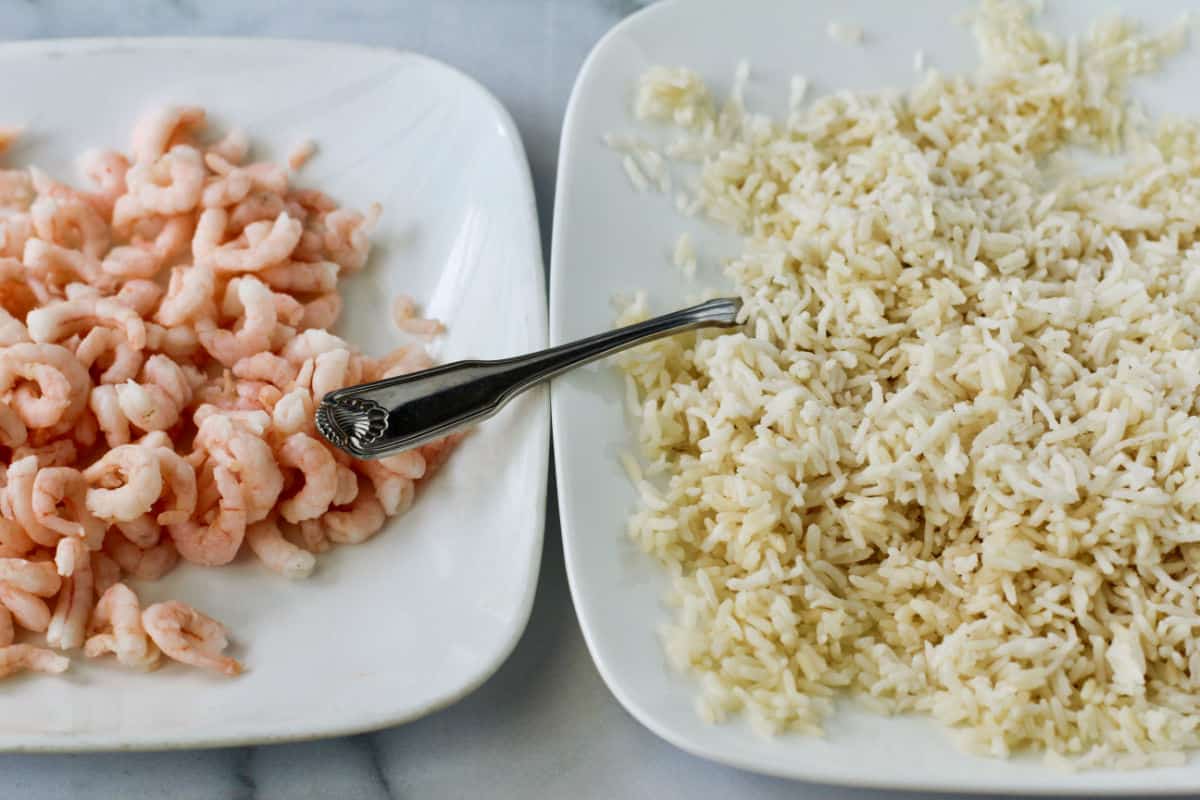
[315,297,742,459]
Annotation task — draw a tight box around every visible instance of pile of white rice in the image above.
[615,0,1200,766]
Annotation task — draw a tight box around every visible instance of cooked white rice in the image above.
[617,0,1200,766]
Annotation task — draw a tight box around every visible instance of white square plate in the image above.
[0,38,547,750]
[550,0,1200,793]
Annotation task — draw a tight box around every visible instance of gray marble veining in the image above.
[0,1,1160,798]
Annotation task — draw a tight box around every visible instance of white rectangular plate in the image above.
[550,0,1200,793]
[0,38,546,750]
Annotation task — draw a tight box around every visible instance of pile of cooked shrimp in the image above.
[0,107,455,679]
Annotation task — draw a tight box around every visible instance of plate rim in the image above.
[0,34,549,752]
[549,0,1200,793]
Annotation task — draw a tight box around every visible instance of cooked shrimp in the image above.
[79,148,129,215]
[84,445,163,523]
[0,343,90,432]
[115,355,194,432]
[46,536,93,650]
[300,293,342,330]
[84,583,160,670]
[323,204,379,273]
[0,581,51,632]
[275,433,337,523]
[101,245,160,279]
[6,455,61,547]
[27,295,146,351]
[105,530,178,581]
[142,600,241,675]
[0,558,61,596]
[332,464,359,506]
[0,169,33,211]
[0,307,30,346]
[90,384,130,447]
[197,275,277,366]
[207,127,248,165]
[168,463,245,566]
[290,518,329,554]
[32,467,107,548]
[0,644,69,678]
[356,460,415,517]
[271,387,314,436]
[149,447,196,526]
[194,209,302,272]
[228,191,286,234]
[311,348,362,400]
[76,327,144,384]
[13,439,78,468]
[115,513,161,549]
[232,352,296,388]
[130,106,205,164]
[124,145,205,216]
[197,414,282,524]
[246,519,315,579]
[258,260,337,294]
[392,294,445,338]
[21,237,112,290]
[30,194,110,259]
[0,259,38,318]
[281,329,350,365]
[144,323,201,360]
[323,483,386,545]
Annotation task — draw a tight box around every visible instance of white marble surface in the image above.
[0,1,1176,798]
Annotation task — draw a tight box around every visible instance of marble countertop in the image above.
[0,1,1174,798]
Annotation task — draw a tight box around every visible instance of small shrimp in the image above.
[332,464,359,506]
[271,387,315,436]
[281,329,351,366]
[227,191,286,234]
[0,169,33,211]
[130,106,206,164]
[287,140,317,171]
[167,463,245,566]
[323,483,386,545]
[197,275,278,366]
[392,294,445,338]
[124,145,205,216]
[90,384,130,447]
[0,343,91,432]
[232,352,296,388]
[246,518,315,579]
[105,530,178,581]
[258,260,337,294]
[79,148,130,215]
[323,204,379,273]
[115,279,165,319]
[201,168,252,208]
[101,246,160,279]
[0,644,69,678]
[155,264,217,328]
[6,455,61,546]
[356,460,415,517]
[300,293,342,330]
[0,307,29,347]
[0,581,50,632]
[30,194,110,259]
[115,355,194,432]
[31,467,107,548]
[84,583,160,670]
[196,414,282,523]
[142,600,241,675]
[207,127,249,165]
[76,327,144,384]
[150,447,196,526]
[21,237,113,290]
[0,259,38,318]
[310,349,363,401]
[194,208,302,272]
[26,295,146,350]
[291,518,330,554]
[144,323,201,360]
[84,444,163,523]
[46,536,93,650]
[276,433,337,523]
[0,558,62,596]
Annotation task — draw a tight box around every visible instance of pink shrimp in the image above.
[356,460,416,517]
[91,551,122,595]
[6,455,63,547]
[332,464,359,506]
[201,168,252,208]
[0,343,91,432]
[142,600,241,675]
[392,294,445,338]
[0,558,62,596]
[130,106,206,164]
[246,518,315,579]
[76,327,144,384]
[206,127,249,165]
[275,433,337,523]
[271,387,315,436]
[301,293,342,330]
[90,384,130,446]
[167,463,245,567]
[323,204,379,273]
[105,530,178,581]
[197,275,278,366]
[115,512,161,548]
[115,355,194,432]
[281,329,351,366]
[194,208,302,272]
[0,402,27,448]
[26,295,146,350]
[21,237,113,290]
[31,467,107,548]
[30,194,110,259]
[100,246,160,279]
[124,145,205,216]
[0,169,33,211]
[0,519,34,558]
[13,439,77,468]
[232,352,296,388]
[115,280,165,318]
[79,148,130,215]
[83,444,163,523]
[145,323,201,360]
[0,644,69,678]
[149,447,197,526]
[228,191,286,234]
[46,536,93,650]
[0,581,51,632]
[258,260,337,294]
[310,349,363,400]
[195,413,282,523]
[154,264,216,327]
[323,482,386,545]
[84,583,160,670]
